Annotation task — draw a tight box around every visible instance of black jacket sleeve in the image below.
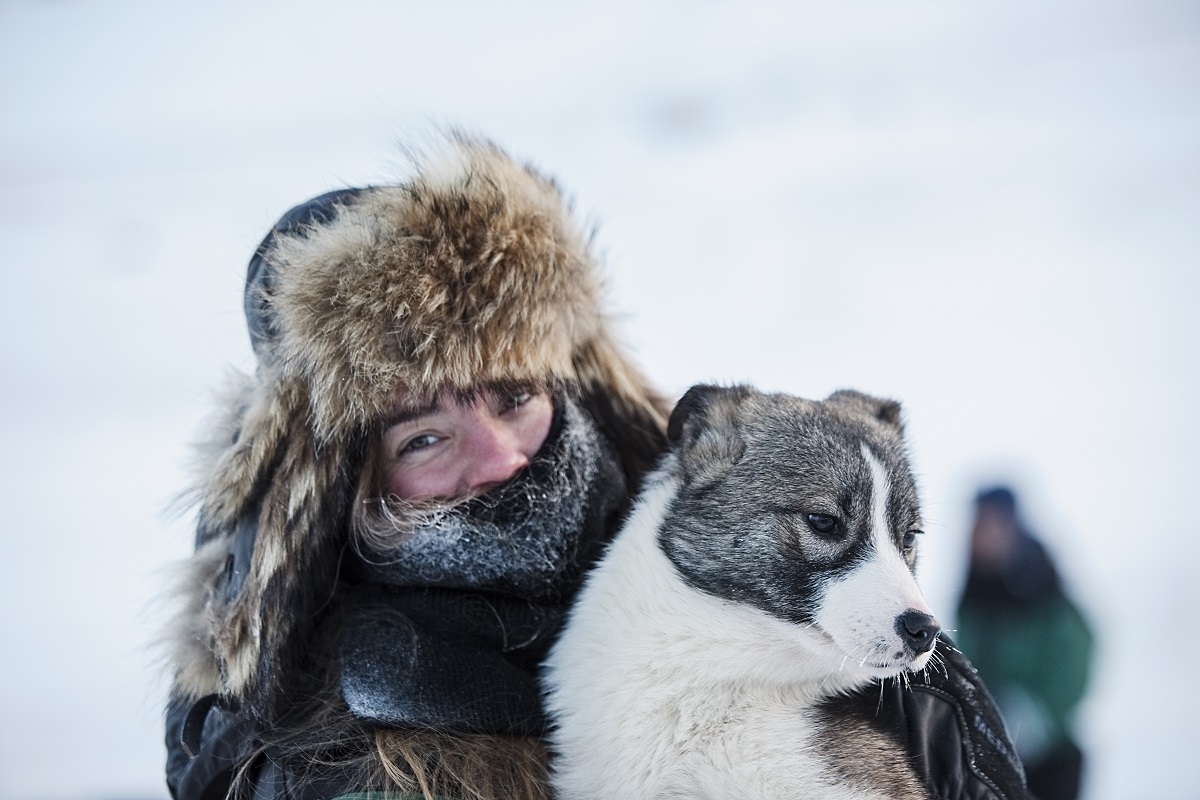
[165,694,261,800]
[166,694,371,800]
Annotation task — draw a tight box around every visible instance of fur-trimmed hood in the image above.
[168,136,668,720]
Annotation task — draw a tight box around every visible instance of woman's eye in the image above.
[398,433,440,456]
[807,513,839,537]
[500,391,533,412]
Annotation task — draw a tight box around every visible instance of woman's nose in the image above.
[460,420,530,495]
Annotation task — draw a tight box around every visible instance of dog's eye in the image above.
[806,513,839,537]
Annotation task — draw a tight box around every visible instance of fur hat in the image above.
[169,136,668,718]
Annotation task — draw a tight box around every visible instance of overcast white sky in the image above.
[1,1,1197,798]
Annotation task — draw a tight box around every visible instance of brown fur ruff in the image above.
[167,136,669,739]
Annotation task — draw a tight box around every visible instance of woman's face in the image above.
[969,505,1018,571]
[378,387,554,502]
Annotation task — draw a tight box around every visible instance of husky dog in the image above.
[544,385,942,800]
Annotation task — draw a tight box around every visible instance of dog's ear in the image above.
[667,384,718,447]
[667,384,749,482]
[825,389,904,433]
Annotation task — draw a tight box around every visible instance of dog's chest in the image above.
[647,692,916,800]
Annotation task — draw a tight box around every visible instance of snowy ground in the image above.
[1,1,1197,798]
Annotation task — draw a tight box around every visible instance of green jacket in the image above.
[955,539,1094,762]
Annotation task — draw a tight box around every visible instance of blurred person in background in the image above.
[956,486,1095,800]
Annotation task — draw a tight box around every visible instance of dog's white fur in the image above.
[544,444,935,800]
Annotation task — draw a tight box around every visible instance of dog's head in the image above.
[661,384,939,679]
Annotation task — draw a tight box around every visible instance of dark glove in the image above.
[825,638,1029,800]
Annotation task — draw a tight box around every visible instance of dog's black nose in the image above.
[895,610,940,655]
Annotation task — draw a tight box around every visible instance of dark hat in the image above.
[975,485,1017,515]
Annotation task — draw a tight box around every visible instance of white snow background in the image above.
[1,1,1196,798]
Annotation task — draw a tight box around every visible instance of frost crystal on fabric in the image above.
[350,398,625,602]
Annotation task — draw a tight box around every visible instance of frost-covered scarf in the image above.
[338,398,626,735]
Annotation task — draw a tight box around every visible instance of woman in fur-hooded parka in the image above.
[163,137,669,800]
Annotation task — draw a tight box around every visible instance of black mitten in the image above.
[825,638,1029,800]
